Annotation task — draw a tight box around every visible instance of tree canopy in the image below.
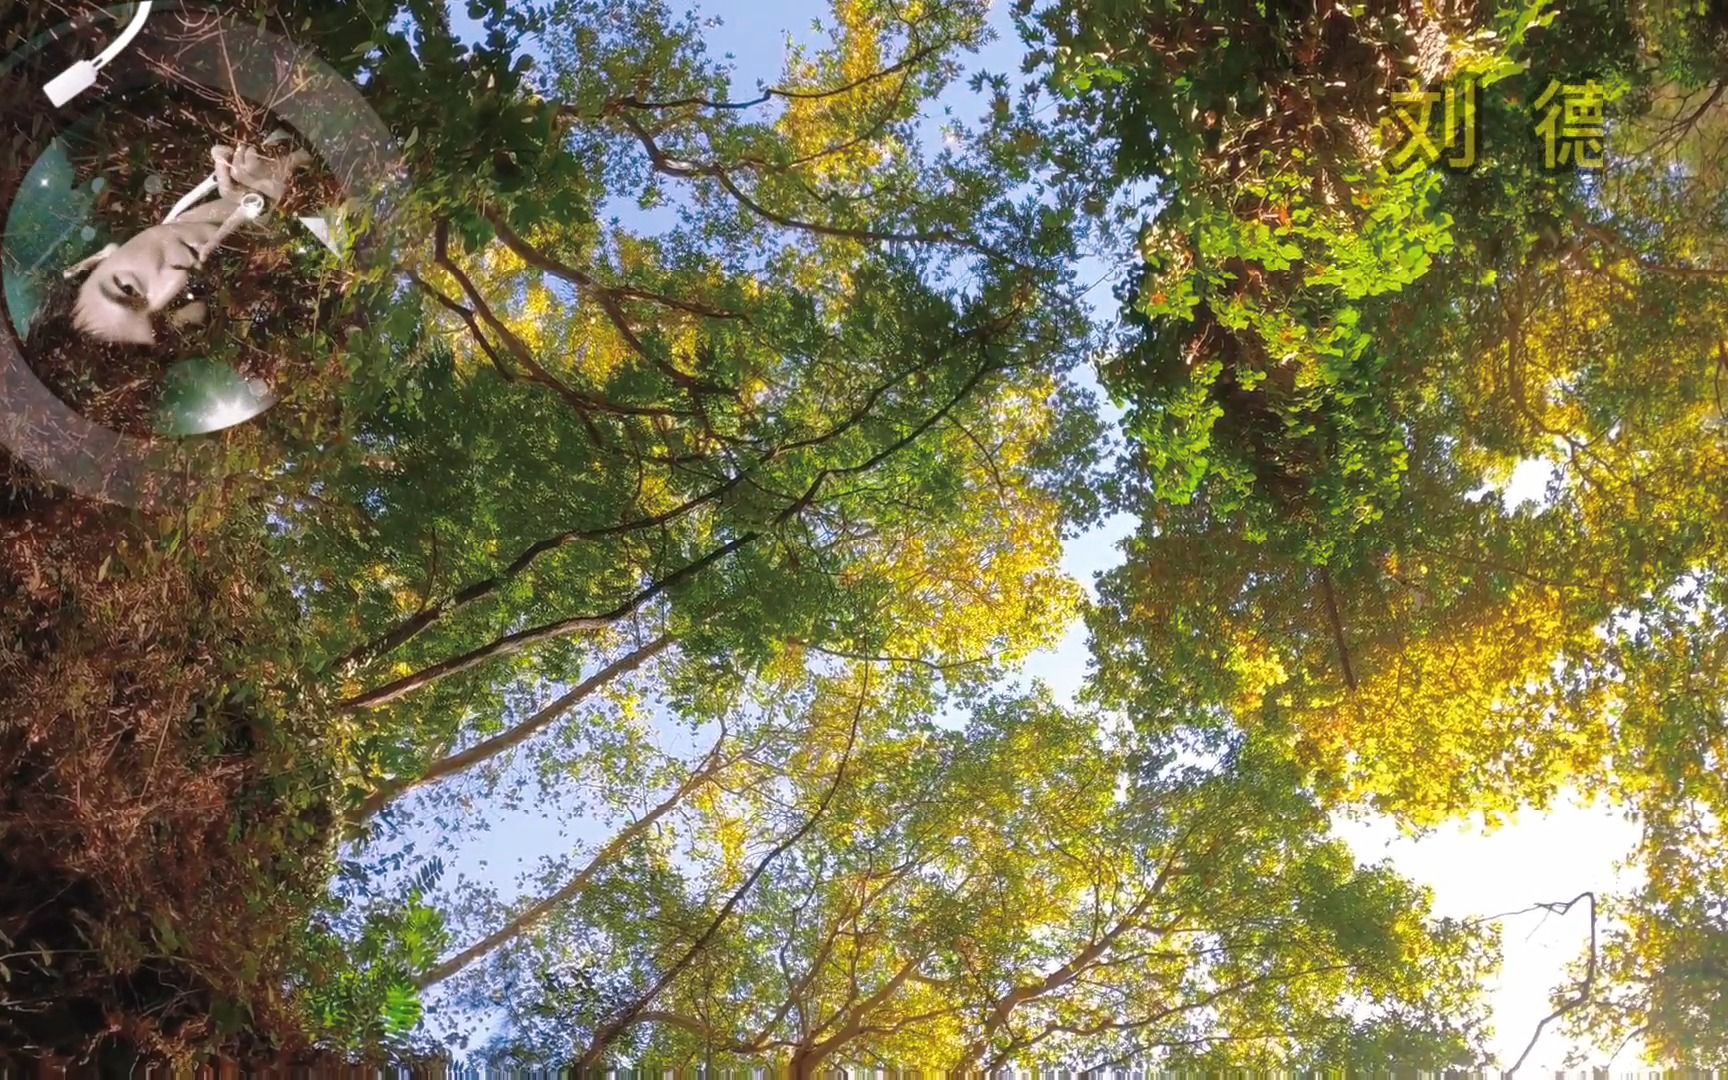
[1,0,1725,1070]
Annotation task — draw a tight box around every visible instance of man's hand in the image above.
[212,144,314,203]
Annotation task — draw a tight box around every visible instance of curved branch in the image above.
[416,734,732,990]
[336,477,739,671]
[346,633,675,828]
[1575,217,1728,280]
[340,329,1012,708]
[601,35,952,113]
[483,209,739,397]
[1505,892,1597,1076]
[433,219,700,417]
[577,669,869,1068]
[341,532,758,710]
[605,109,1026,268]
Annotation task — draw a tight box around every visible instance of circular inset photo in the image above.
[0,3,403,508]
[7,114,345,438]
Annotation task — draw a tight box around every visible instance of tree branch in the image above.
[341,532,758,710]
[598,36,952,113]
[346,633,675,828]
[1505,892,1597,1076]
[577,668,869,1068]
[1317,564,1358,692]
[416,734,731,989]
[335,477,739,671]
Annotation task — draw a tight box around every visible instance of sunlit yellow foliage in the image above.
[1283,584,1604,824]
[777,0,898,186]
[857,392,1081,669]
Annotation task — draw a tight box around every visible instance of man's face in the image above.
[73,224,202,345]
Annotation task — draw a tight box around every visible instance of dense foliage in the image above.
[1038,0,1728,1063]
[0,0,1724,1070]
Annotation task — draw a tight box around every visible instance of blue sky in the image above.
[411,1,1641,1068]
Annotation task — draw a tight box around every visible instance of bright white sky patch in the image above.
[1334,797,1643,1070]
[1503,456,1560,510]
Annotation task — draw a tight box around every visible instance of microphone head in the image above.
[44,61,99,108]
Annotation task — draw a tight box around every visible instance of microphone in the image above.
[44,2,154,108]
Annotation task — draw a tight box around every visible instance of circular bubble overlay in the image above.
[1,3,405,509]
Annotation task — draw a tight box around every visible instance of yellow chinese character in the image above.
[1389,78,1481,173]
[1389,86,1443,172]
[1533,79,1607,171]
[1443,76,1479,171]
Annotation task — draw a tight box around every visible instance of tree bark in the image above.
[346,633,675,829]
